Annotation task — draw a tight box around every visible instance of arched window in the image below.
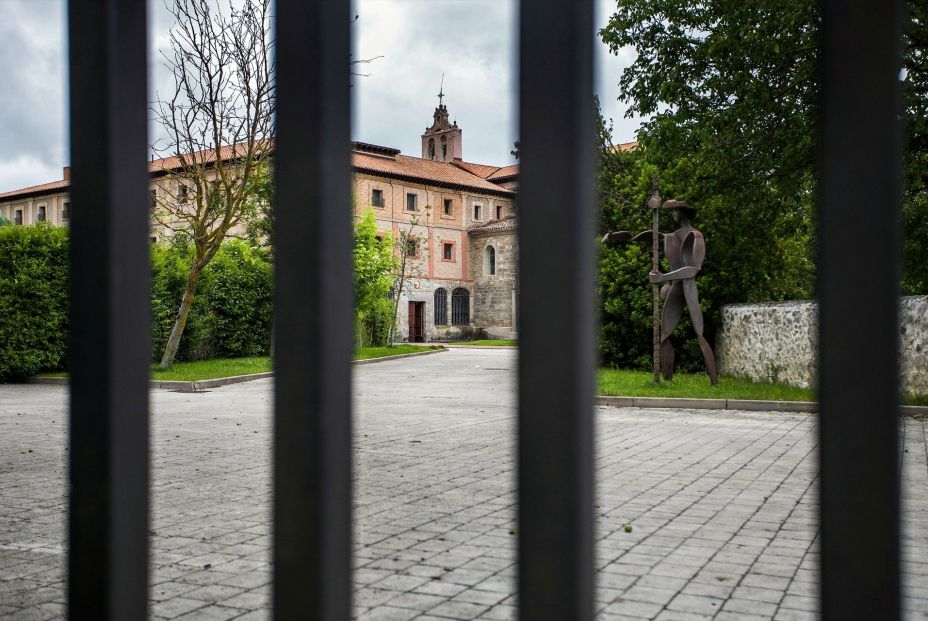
[484,245,496,276]
[451,288,470,325]
[434,288,448,325]
[428,138,435,159]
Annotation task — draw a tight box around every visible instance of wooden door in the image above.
[408,302,424,342]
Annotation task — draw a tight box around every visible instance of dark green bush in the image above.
[0,224,69,381]
[200,240,272,357]
[151,239,272,362]
[0,229,273,381]
[150,240,217,362]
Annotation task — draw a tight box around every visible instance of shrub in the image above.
[200,240,272,357]
[0,224,69,381]
[151,239,272,362]
[150,240,217,362]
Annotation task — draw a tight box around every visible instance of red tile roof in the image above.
[452,160,501,178]
[452,160,520,182]
[149,143,256,174]
[487,164,519,180]
[1,142,515,201]
[0,179,70,201]
[353,153,514,196]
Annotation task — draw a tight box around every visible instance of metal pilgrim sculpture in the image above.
[602,188,719,385]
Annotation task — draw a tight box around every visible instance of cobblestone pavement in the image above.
[1,348,927,620]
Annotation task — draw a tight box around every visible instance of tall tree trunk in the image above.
[160,264,203,368]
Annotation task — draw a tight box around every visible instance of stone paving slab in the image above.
[1,349,927,620]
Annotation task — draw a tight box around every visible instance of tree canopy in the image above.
[600,0,928,295]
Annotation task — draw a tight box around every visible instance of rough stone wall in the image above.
[716,301,818,388]
[901,296,928,395]
[468,231,518,339]
[717,296,928,395]
[394,278,474,342]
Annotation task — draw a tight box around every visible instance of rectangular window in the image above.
[14,209,23,225]
[62,202,71,219]
[496,205,503,220]
[179,183,189,204]
[372,188,384,207]
[151,189,157,209]
[474,204,482,221]
[406,193,418,212]
[38,205,47,221]
[442,242,454,261]
[406,238,418,257]
[443,198,453,216]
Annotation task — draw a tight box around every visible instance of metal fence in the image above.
[65,0,901,619]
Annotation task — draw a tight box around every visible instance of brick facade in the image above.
[0,105,521,343]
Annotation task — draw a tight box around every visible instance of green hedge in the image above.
[0,224,70,381]
[150,239,272,362]
[0,227,272,381]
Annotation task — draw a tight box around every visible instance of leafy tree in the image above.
[600,0,928,295]
[595,99,813,371]
[903,0,928,294]
[354,209,397,347]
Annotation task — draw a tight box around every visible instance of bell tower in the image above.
[421,79,462,162]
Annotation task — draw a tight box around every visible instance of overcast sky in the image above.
[0,0,642,193]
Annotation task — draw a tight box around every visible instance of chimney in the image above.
[63,166,71,181]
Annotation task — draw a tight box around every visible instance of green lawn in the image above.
[40,345,444,382]
[458,339,518,347]
[598,368,815,402]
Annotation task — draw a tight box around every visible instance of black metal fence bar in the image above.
[818,0,902,618]
[272,0,353,618]
[518,1,596,619]
[67,0,151,618]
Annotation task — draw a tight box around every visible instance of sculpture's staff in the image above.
[648,178,661,383]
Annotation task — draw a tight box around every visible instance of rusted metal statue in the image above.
[602,199,719,385]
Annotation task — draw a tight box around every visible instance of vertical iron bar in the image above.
[273,0,353,618]
[818,0,902,618]
[67,0,151,618]
[518,1,595,620]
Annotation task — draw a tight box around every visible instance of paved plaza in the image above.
[1,348,927,620]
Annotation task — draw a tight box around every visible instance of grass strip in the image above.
[457,339,518,346]
[599,368,813,402]
[39,345,444,382]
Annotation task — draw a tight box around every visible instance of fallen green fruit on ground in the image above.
[624,524,633,533]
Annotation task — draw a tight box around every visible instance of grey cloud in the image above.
[0,0,643,192]
[0,0,67,189]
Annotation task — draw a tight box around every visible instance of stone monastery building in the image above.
[0,103,519,343]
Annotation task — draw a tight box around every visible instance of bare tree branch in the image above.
[150,0,275,368]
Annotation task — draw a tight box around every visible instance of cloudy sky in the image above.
[0,0,642,193]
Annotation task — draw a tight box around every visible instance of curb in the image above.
[596,396,928,416]
[30,348,448,392]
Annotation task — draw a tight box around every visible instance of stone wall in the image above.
[468,231,518,339]
[717,296,928,396]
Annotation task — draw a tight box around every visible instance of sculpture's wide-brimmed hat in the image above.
[658,199,697,218]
